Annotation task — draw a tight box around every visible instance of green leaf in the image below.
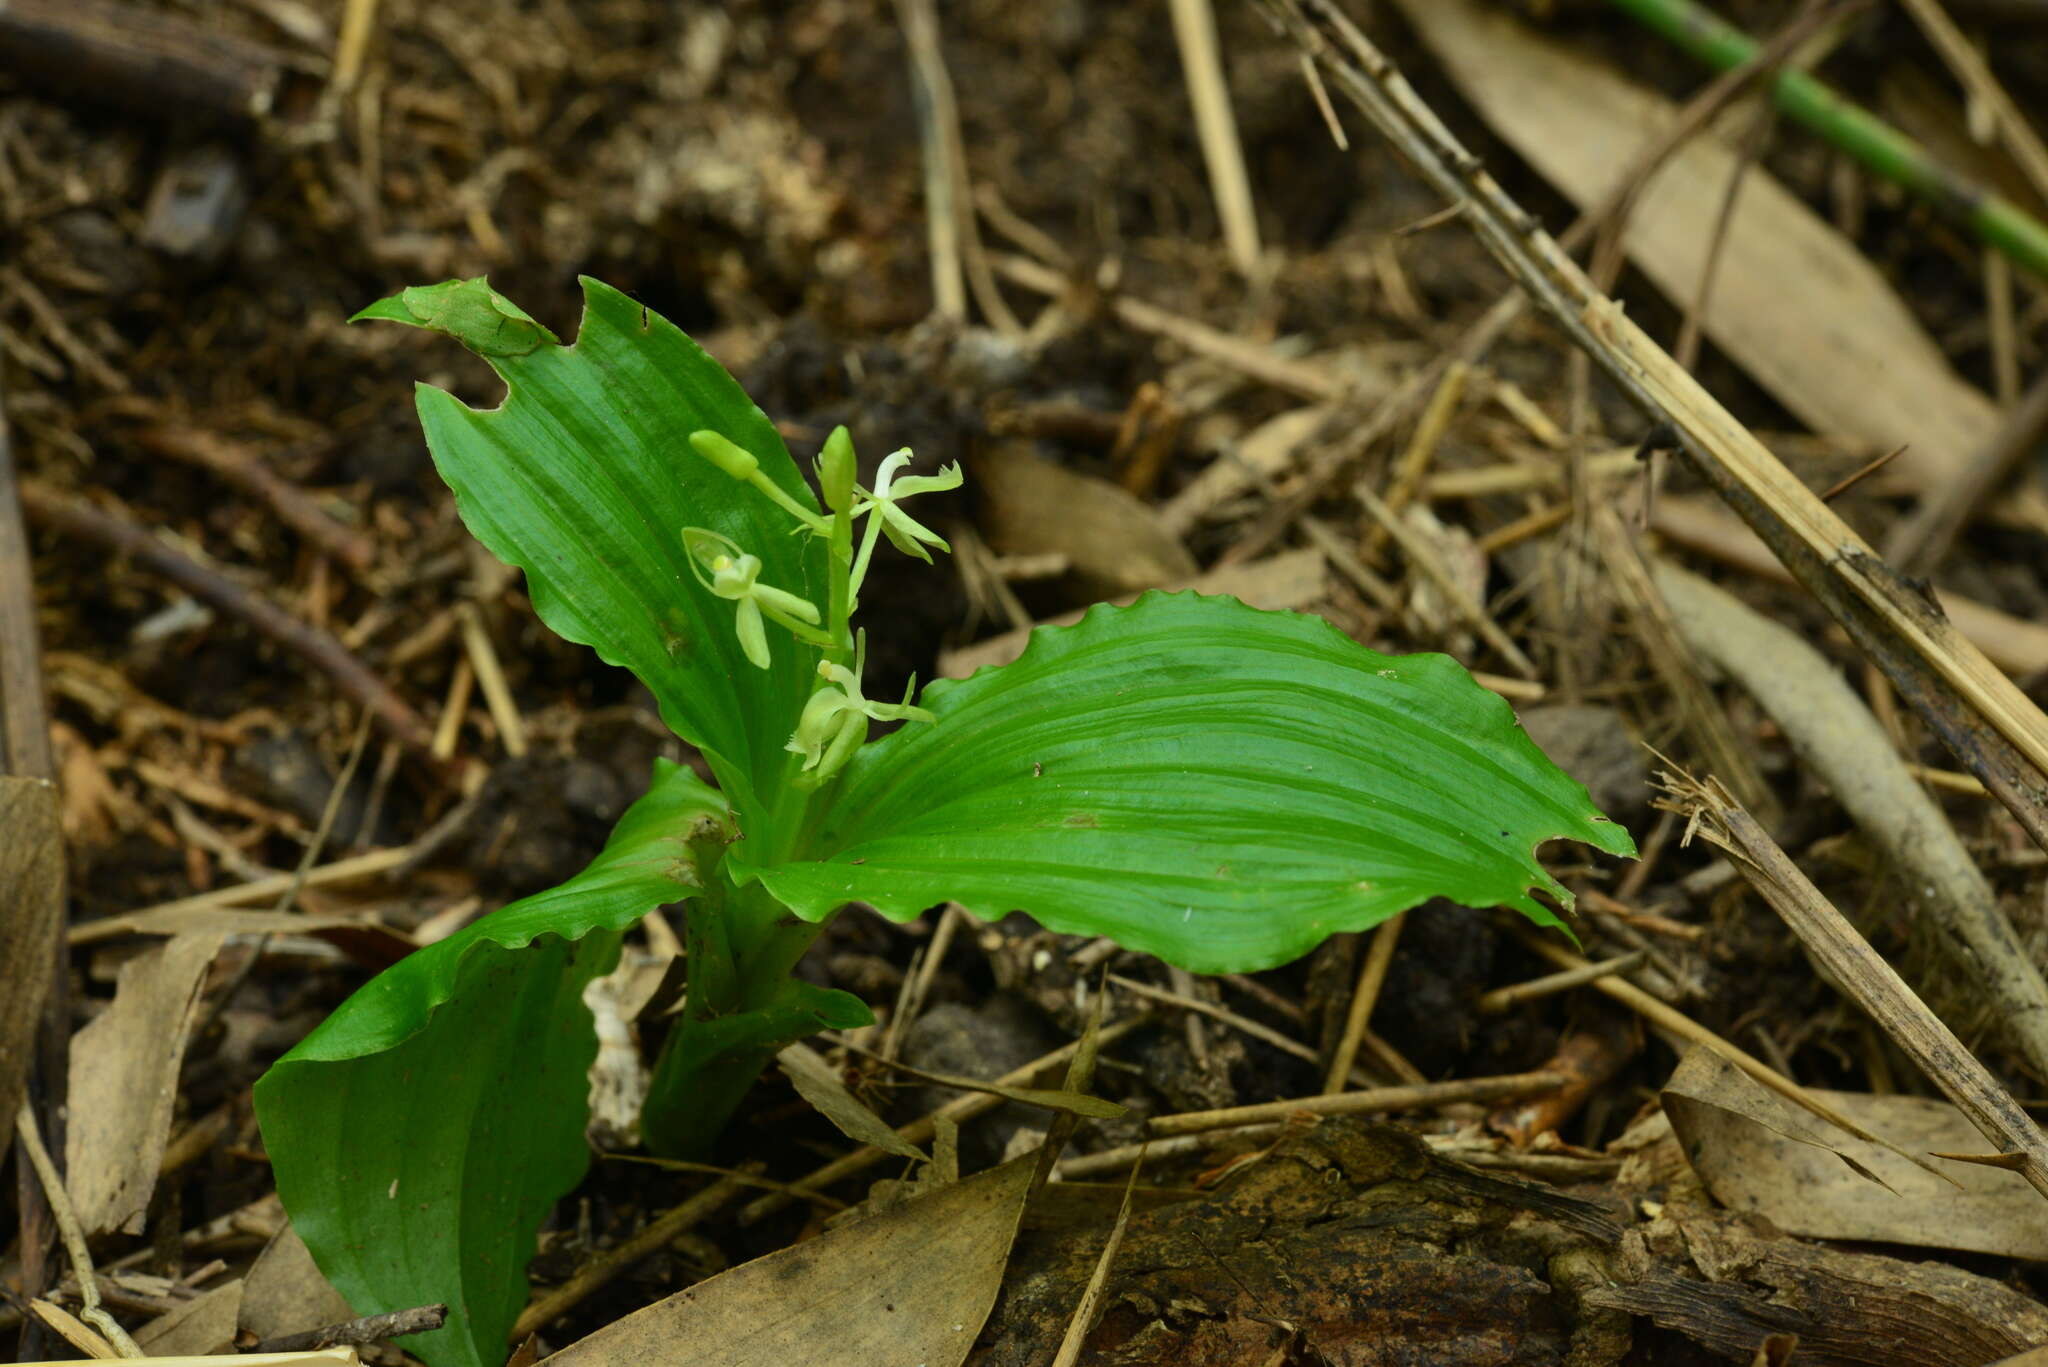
[741,593,1634,973]
[255,761,730,1367]
[358,277,826,835]
[353,278,559,357]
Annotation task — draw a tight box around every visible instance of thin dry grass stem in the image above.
[1364,361,1469,559]
[1049,1157,1144,1367]
[1323,913,1405,1094]
[1475,950,1647,1015]
[249,1305,447,1355]
[1815,441,1908,502]
[13,1101,143,1358]
[1168,0,1263,275]
[192,709,376,1042]
[1263,0,2048,856]
[1108,973,1390,1088]
[892,0,1020,333]
[993,254,1341,400]
[1149,1073,1561,1138]
[1653,561,2048,1078]
[1297,514,1402,612]
[1885,365,2048,576]
[895,0,961,320]
[1425,447,1637,501]
[973,182,1072,270]
[456,602,526,759]
[430,654,474,762]
[1577,888,1705,942]
[1672,0,1817,374]
[1354,484,1538,678]
[883,903,964,1063]
[18,1355,358,1367]
[511,1168,759,1341]
[1593,502,1773,816]
[1989,249,2021,405]
[1475,504,1569,555]
[332,0,382,95]
[1298,52,1348,150]
[1223,0,1850,569]
[1510,925,1944,1178]
[603,1155,849,1210]
[1896,0,2048,206]
[1058,1125,1288,1181]
[738,1014,1150,1226]
[67,848,414,946]
[1907,763,1989,795]
[1661,767,2048,1203]
[1649,495,2048,675]
[1031,987,1114,1196]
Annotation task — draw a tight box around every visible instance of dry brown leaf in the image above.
[132,1280,243,1358]
[778,1043,927,1161]
[64,931,225,1234]
[240,1222,356,1343]
[971,443,1197,595]
[1394,0,1992,493]
[0,776,62,1170]
[547,1157,1036,1367]
[1665,1049,2048,1259]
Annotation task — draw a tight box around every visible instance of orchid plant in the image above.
[252,277,1633,1367]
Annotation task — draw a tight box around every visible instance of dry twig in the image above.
[19,480,441,765]
[1663,768,2048,1203]
[1261,0,2048,855]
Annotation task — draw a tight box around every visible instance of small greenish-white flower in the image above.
[857,450,963,561]
[848,450,964,607]
[682,528,822,669]
[786,630,935,783]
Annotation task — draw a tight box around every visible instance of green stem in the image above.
[826,500,854,663]
[1607,0,2048,281]
[640,872,854,1156]
[745,470,829,534]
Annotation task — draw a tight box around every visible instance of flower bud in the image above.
[689,430,759,481]
[817,426,857,513]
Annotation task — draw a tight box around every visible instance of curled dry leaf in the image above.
[1665,1049,2048,1260]
[65,930,226,1235]
[778,1042,927,1161]
[970,443,1198,596]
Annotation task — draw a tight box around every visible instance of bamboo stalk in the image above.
[1607,0,2048,279]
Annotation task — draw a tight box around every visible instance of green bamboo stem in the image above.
[1606,0,2048,280]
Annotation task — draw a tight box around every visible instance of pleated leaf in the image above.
[359,277,825,833]
[746,592,1634,972]
[255,761,729,1367]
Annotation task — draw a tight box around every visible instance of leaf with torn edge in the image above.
[745,592,1633,974]
[1665,1049,2048,1259]
[546,1157,1037,1367]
